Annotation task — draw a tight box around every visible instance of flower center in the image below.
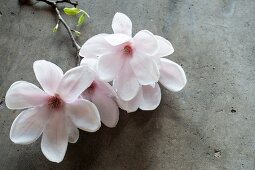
[123,45,133,56]
[48,94,63,110]
[88,82,96,94]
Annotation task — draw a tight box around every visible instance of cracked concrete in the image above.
[0,0,255,169]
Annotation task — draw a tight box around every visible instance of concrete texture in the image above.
[0,0,255,169]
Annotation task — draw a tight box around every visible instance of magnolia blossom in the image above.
[118,36,187,113]
[80,58,119,127]
[79,12,161,101]
[79,12,187,112]
[5,60,101,163]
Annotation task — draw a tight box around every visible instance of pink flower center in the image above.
[123,45,133,56]
[48,94,63,110]
[87,82,96,94]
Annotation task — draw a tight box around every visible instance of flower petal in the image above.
[117,88,142,113]
[65,99,101,132]
[130,54,160,85]
[57,66,95,102]
[112,12,132,36]
[140,83,161,110]
[66,117,79,143]
[91,87,119,128]
[41,111,68,163]
[10,106,49,144]
[33,60,63,95]
[80,57,98,72]
[105,33,131,46]
[97,53,124,82]
[155,35,174,57]
[79,34,111,58]
[159,58,187,92]
[5,81,49,109]
[133,30,159,56]
[113,62,140,101]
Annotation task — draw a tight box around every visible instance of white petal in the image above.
[155,35,174,57]
[10,106,49,144]
[57,66,95,102]
[97,53,124,82]
[41,111,68,163]
[79,34,111,58]
[112,12,132,36]
[66,117,79,143]
[5,81,49,109]
[130,54,160,85]
[159,58,187,92]
[65,99,101,132]
[96,80,117,98]
[80,57,98,72]
[91,86,119,128]
[33,60,63,95]
[113,62,140,101]
[105,33,131,46]
[140,83,161,110]
[117,89,142,113]
[133,30,159,56]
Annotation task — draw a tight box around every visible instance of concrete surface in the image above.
[0,0,255,169]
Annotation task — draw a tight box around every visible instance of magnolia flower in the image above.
[79,12,161,101]
[79,12,186,112]
[80,58,119,127]
[5,60,101,163]
[118,36,187,113]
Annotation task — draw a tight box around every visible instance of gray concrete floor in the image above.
[0,0,255,169]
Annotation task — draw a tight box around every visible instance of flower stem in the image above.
[36,0,81,65]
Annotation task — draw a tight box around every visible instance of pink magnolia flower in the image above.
[5,60,101,163]
[79,12,161,101]
[80,58,119,127]
[118,36,187,113]
[79,12,186,112]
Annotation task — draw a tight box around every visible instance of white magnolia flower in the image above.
[80,58,119,127]
[79,12,187,112]
[5,60,101,163]
[79,12,161,101]
[118,36,187,113]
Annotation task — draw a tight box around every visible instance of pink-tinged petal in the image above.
[80,57,98,72]
[113,62,140,101]
[155,35,174,58]
[79,34,111,58]
[65,99,101,132]
[66,117,79,143]
[91,87,119,128]
[57,66,95,102]
[130,54,160,85]
[117,89,142,113]
[5,81,49,109]
[159,58,187,92]
[96,80,117,98]
[97,53,124,82]
[33,60,63,95]
[10,106,49,144]
[105,33,131,46]
[140,83,161,110]
[133,30,159,56]
[112,12,132,36]
[41,111,68,163]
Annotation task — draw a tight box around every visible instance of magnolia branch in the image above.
[36,0,81,65]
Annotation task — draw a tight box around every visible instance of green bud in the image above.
[52,23,59,32]
[74,30,81,36]
[77,14,86,26]
[63,7,80,16]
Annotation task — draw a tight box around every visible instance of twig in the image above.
[36,0,81,65]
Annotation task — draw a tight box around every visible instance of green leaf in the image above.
[77,14,86,26]
[52,23,59,32]
[63,7,80,16]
